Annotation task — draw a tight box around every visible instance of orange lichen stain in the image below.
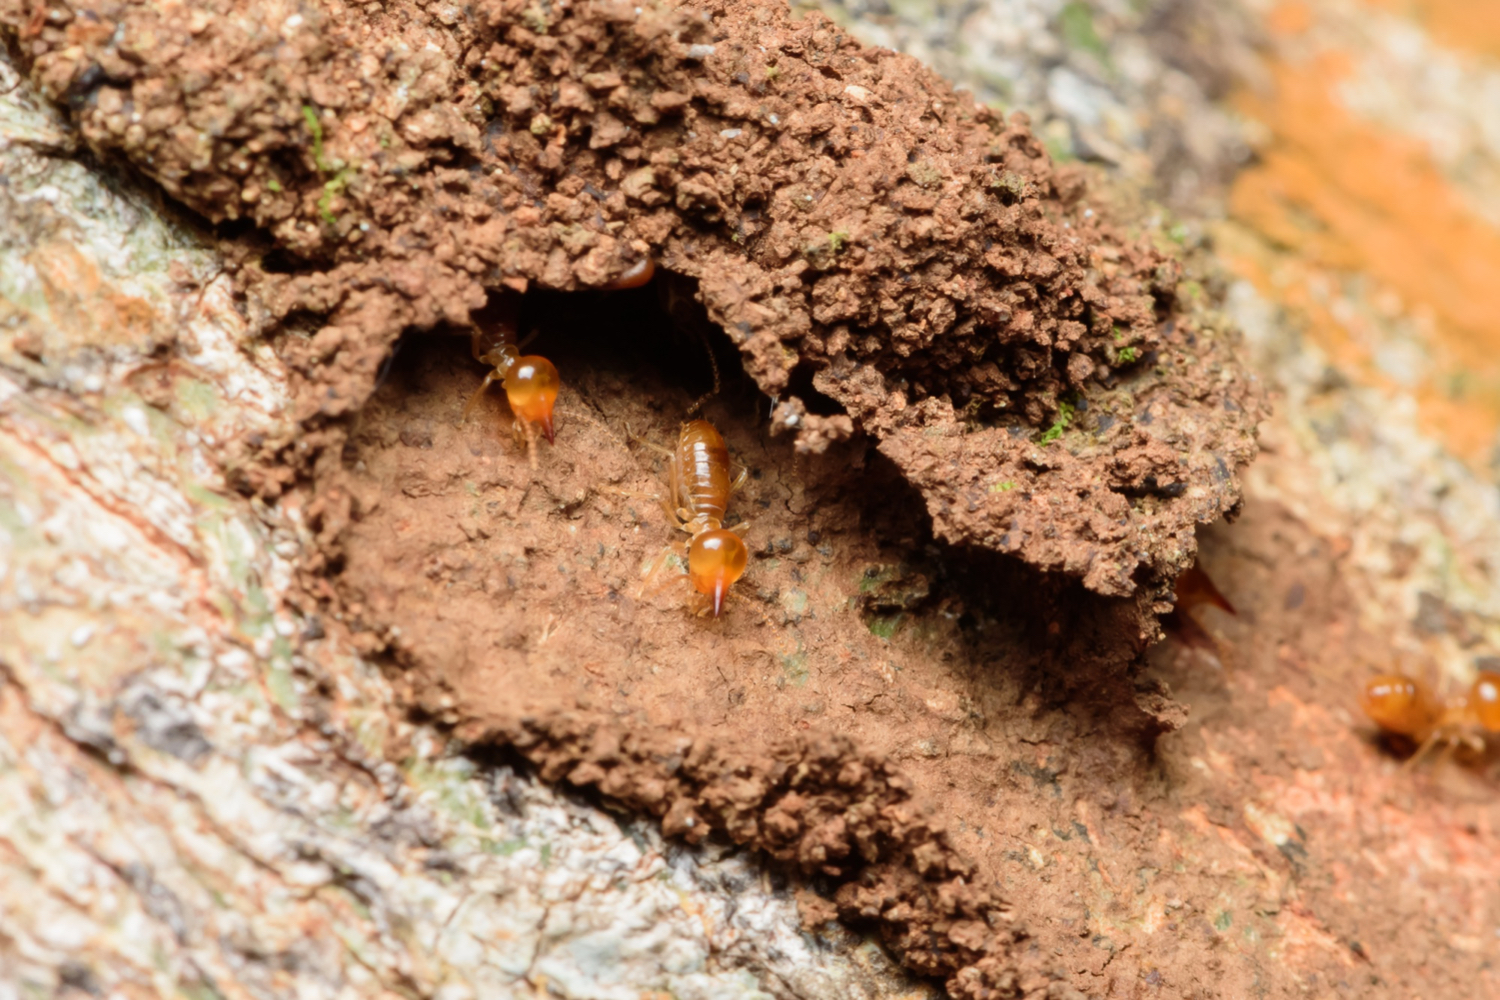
[1227,50,1500,463]
[29,241,159,346]
[1266,0,1313,37]
[1360,0,1500,59]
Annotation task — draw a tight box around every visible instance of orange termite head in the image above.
[1175,564,1235,616]
[688,528,748,616]
[504,355,560,443]
[1471,671,1500,732]
[1361,674,1437,738]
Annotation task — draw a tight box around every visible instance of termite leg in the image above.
[624,423,677,457]
[1399,728,1447,772]
[515,413,540,471]
[463,370,502,422]
[1402,730,1463,771]
[666,442,686,530]
[637,542,689,600]
[598,485,674,526]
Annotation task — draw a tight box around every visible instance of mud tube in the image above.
[2,1,1266,996]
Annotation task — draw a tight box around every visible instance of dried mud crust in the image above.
[477,716,1051,998]
[3,0,1260,596]
[333,302,1178,995]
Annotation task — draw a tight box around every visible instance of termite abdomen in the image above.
[677,419,734,530]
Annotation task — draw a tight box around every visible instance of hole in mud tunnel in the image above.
[257,246,306,275]
[334,270,1162,768]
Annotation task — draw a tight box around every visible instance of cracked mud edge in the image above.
[458,707,1073,999]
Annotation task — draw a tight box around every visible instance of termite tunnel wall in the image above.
[328,276,1188,997]
[3,0,1263,598]
[1,0,1267,995]
[335,276,1175,734]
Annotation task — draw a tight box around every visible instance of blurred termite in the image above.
[1361,670,1500,769]
[1163,563,1236,656]
[464,293,560,453]
[603,254,655,290]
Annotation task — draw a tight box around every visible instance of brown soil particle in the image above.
[3,0,1260,595]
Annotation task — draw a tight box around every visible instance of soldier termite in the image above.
[463,293,560,455]
[625,319,753,615]
[632,418,750,617]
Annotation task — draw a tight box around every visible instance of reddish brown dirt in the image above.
[337,289,1169,995]
[336,293,1500,998]
[2,0,1261,597]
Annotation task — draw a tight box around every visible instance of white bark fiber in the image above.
[0,56,930,1000]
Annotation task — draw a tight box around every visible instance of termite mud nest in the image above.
[340,278,1162,704]
[5,0,1263,605]
[3,1,1268,995]
[330,282,1174,997]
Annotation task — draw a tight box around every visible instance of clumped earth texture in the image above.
[9,0,1500,997]
[6,0,1261,598]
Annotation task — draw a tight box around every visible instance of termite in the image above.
[667,419,750,616]
[603,254,655,290]
[635,418,750,616]
[621,296,749,615]
[1163,563,1236,655]
[1361,671,1500,768]
[463,294,560,445]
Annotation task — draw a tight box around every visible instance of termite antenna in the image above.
[554,390,630,454]
[685,326,722,417]
[519,415,539,472]
[374,338,403,394]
